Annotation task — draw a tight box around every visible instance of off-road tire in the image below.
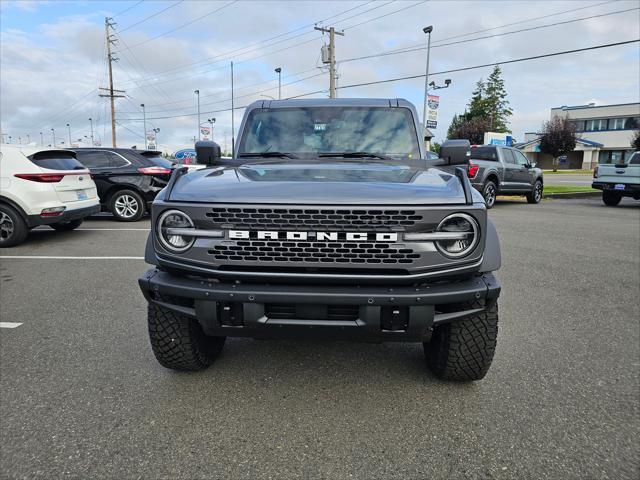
[0,204,28,248]
[109,189,146,222]
[50,219,84,231]
[602,191,622,206]
[526,180,543,204]
[482,180,497,209]
[148,299,226,371]
[424,300,498,381]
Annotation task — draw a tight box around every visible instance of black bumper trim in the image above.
[139,269,500,341]
[26,204,101,227]
[592,182,640,195]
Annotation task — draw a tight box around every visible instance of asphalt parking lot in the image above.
[1,197,638,479]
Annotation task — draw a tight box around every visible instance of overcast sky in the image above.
[1,0,639,152]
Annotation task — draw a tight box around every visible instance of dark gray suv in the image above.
[138,98,502,382]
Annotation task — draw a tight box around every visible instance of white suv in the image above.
[0,146,100,247]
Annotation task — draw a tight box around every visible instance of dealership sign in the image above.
[200,126,210,140]
[484,132,513,147]
[426,95,439,129]
[173,148,197,164]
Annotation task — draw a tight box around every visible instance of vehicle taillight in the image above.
[593,166,599,178]
[467,162,479,179]
[15,173,65,183]
[138,166,171,175]
[41,207,66,217]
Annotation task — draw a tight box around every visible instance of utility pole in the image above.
[141,104,147,148]
[230,61,235,154]
[315,26,344,99]
[99,17,125,147]
[88,118,94,146]
[194,90,200,140]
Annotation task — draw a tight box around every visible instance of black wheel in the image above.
[109,189,146,222]
[602,191,622,206]
[482,180,497,209]
[526,180,543,204]
[0,204,28,248]
[424,300,498,381]
[50,218,84,231]
[148,299,226,371]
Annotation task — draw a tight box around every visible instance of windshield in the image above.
[470,146,498,161]
[238,107,421,160]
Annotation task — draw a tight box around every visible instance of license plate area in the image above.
[614,184,626,191]
[76,190,88,200]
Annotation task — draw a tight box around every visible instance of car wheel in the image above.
[148,296,226,371]
[602,191,622,206]
[109,189,146,222]
[50,219,84,231]
[526,180,543,204]
[0,204,28,248]
[482,180,497,209]
[424,300,498,381]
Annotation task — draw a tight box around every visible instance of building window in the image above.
[624,117,639,130]
[586,119,607,131]
[610,118,626,130]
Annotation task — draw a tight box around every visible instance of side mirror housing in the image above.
[440,139,471,165]
[195,140,222,165]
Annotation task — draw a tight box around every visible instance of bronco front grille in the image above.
[209,240,421,264]
[206,208,423,231]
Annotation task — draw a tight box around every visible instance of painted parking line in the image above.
[0,322,23,329]
[0,256,145,260]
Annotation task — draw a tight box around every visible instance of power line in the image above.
[342,0,427,30]
[338,6,640,64]
[119,39,639,121]
[119,0,184,33]
[126,1,239,49]
[112,0,145,18]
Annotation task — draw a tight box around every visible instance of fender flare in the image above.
[480,218,501,272]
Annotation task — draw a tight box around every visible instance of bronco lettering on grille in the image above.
[228,230,398,242]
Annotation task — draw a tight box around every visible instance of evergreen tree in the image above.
[447,114,463,139]
[484,66,512,132]
[466,79,487,120]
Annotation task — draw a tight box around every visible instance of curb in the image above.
[542,191,600,199]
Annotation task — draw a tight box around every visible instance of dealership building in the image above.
[517,102,639,169]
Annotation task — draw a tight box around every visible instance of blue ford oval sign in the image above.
[173,149,197,163]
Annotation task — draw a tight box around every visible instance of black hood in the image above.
[167,162,468,205]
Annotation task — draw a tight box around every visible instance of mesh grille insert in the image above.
[209,240,420,264]
[206,208,423,231]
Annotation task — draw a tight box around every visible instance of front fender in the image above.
[144,231,159,265]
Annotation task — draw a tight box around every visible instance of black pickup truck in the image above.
[465,145,544,208]
[138,98,502,381]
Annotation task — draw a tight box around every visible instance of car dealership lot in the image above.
[1,199,638,479]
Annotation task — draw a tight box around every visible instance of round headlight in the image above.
[157,209,195,252]
[435,213,479,258]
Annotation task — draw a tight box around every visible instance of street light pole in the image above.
[141,104,147,148]
[152,128,160,148]
[51,128,56,146]
[275,67,282,99]
[421,25,433,135]
[66,123,72,146]
[231,61,235,154]
[40,132,43,146]
[194,90,201,140]
[89,118,94,146]
[26,134,31,144]
[207,118,216,139]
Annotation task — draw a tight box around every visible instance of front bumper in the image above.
[26,203,101,227]
[139,269,501,342]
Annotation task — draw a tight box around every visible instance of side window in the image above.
[501,148,516,164]
[76,150,110,168]
[629,152,640,165]
[105,152,130,168]
[514,151,529,166]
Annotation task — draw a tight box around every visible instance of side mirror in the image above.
[530,161,537,168]
[195,140,221,165]
[440,139,471,165]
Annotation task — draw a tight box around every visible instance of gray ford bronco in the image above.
[138,98,502,381]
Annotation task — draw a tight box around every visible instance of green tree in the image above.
[539,115,577,172]
[631,129,640,151]
[484,66,512,132]
[448,116,492,145]
[447,113,463,139]
[431,141,441,154]
[467,79,488,119]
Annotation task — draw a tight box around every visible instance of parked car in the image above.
[71,148,172,221]
[592,151,640,205]
[463,145,544,208]
[0,146,100,247]
[138,149,206,172]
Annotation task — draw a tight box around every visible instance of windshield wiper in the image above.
[238,151,298,159]
[318,151,395,161]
